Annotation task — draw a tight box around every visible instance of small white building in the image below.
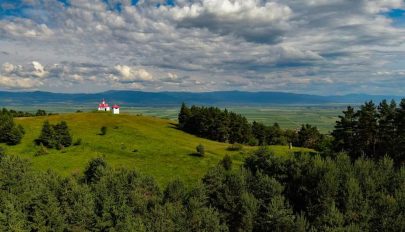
[112,104,120,114]
[98,99,111,111]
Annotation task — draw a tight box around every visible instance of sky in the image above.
[0,0,405,94]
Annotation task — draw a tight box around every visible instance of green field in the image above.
[4,105,346,133]
[2,112,312,187]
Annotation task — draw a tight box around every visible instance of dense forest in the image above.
[332,100,405,165]
[179,100,405,166]
[178,103,326,150]
[0,148,403,231]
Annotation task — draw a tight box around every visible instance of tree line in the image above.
[178,103,325,149]
[332,99,405,165]
[0,148,403,231]
[1,108,51,117]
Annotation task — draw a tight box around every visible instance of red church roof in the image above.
[99,99,109,108]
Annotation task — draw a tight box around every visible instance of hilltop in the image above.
[3,112,311,186]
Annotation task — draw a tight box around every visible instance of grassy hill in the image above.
[3,112,312,187]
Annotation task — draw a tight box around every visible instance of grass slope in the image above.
[4,112,312,187]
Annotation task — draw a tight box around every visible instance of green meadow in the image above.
[3,112,312,187]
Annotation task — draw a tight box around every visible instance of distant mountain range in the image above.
[0,90,402,107]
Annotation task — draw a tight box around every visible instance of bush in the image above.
[84,157,107,184]
[35,109,47,116]
[248,138,258,146]
[227,143,243,151]
[73,138,82,146]
[100,126,107,135]
[196,144,205,156]
[0,147,5,158]
[220,155,232,170]
[35,144,48,156]
[56,143,64,151]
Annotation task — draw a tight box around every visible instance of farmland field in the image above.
[3,105,347,133]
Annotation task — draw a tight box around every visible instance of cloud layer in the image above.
[0,0,404,94]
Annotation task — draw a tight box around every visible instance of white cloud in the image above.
[2,62,17,74]
[0,19,53,39]
[0,0,405,94]
[168,0,292,43]
[0,75,43,89]
[31,61,48,78]
[114,65,153,82]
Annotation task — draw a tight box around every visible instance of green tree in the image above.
[83,157,107,184]
[252,121,267,145]
[264,195,295,232]
[163,179,187,204]
[53,121,72,147]
[377,100,397,159]
[357,101,378,158]
[36,120,56,148]
[395,99,405,165]
[332,106,358,154]
[5,125,25,145]
[297,124,321,149]
[35,109,47,116]
[220,155,232,171]
[0,111,24,145]
[178,103,191,129]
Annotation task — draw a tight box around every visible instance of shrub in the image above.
[56,143,64,151]
[248,138,258,146]
[227,143,243,151]
[35,109,47,116]
[84,157,107,184]
[35,143,48,156]
[73,138,82,146]
[196,144,205,156]
[100,126,107,135]
[220,155,232,170]
[0,147,5,158]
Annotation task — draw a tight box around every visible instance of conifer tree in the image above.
[53,121,72,147]
[36,120,56,148]
[332,106,358,154]
[357,101,378,158]
[178,103,191,129]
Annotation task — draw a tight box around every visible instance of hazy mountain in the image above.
[0,90,401,107]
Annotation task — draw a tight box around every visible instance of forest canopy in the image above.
[0,148,403,231]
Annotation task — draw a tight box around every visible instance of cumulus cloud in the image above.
[168,0,292,43]
[0,18,53,39]
[0,76,42,89]
[114,65,153,82]
[0,0,404,94]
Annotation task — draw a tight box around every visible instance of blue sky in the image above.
[0,0,405,94]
